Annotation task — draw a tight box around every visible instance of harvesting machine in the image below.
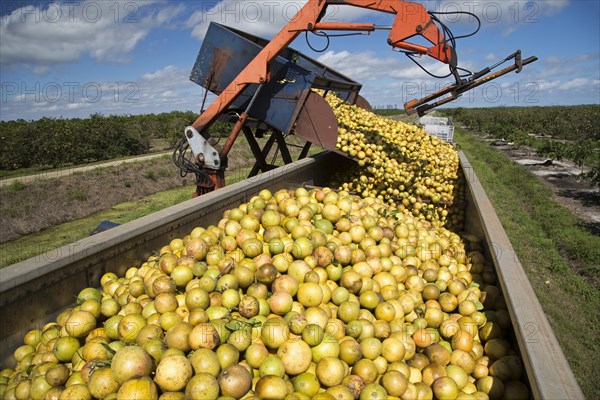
[173,0,537,196]
[1,4,586,398]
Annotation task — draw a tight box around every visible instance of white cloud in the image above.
[317,50,475,82]
[537,65,578,79]
[544,53,599,67]
[317,50,396,81]
[314,49,490,109]
[186,0,379,40]
[0,64,211,120]
[544,56,562,66]
[316,50,465,82]
[161,90,177,98]
[533,78,600,93]
[348,53,598,108]
[32,66,50,74]
[539,0,570,16]
[66,103,85,110]
[533,53,599,79]
[558,78,600,91]
[155,3,186,25]
[0,1,185,66]
[185,0,570,42]
[502,26,518,37]
[430,1,569,24]
[423,1,569,38]
[314,42,534,109]
[141,65,185,82]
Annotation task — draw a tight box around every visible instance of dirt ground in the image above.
[483,137,600,236]
[0,135,320,244]
[0,157,186,243]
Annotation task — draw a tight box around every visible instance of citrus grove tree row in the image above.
[2,97,529,400]
[0,113,231,170]
[445,105,600,186]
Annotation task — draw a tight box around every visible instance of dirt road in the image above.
[0,151,171,187]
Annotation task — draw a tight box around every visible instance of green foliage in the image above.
[588,165,600,186]
[70,188,88,202]
[446,105,599,141]
[569,139,597,172]
[0,111,191,170]
[2,207,18,218]
[372,108,405,116]
[0,111,242,171]
[537,140,567,161]
[446,105,600,187]
[210,121,234,138]
[5,180,26,192]
[145,170,157,181]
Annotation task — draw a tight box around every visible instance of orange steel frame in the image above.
[190,0,456,139]
[191,0,460,191]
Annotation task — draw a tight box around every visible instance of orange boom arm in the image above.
[189,0,457,138]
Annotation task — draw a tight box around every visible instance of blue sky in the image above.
[0,0,598,121]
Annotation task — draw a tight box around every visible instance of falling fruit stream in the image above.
[326,92,464,230]
[0,96,528,400]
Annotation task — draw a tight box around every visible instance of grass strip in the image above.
[455,128,599,399]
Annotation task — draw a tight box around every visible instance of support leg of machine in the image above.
[273,130,293,164]
[243,126,270,173]
[298,142,312,160]
[248,134,277,177]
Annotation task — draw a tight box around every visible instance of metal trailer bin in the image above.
[0,152,583,399]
